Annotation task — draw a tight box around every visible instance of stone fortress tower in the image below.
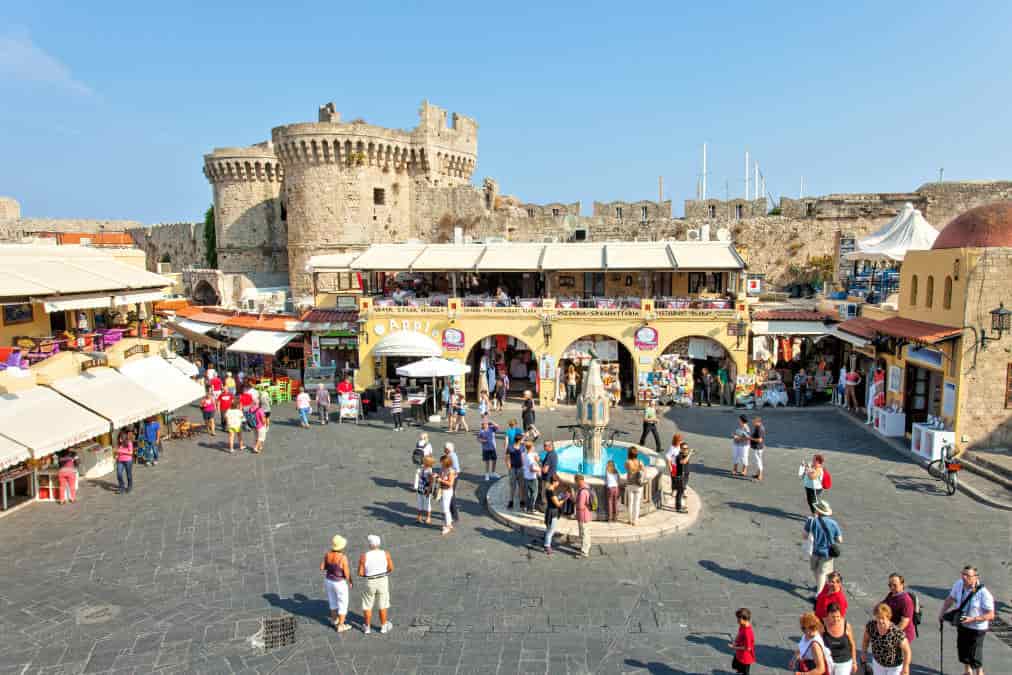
[202,142,286,274]
[270,101,477,296]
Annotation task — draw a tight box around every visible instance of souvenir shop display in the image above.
[602,363,621,406]
[734,373,757,408]
[640,354,694,406]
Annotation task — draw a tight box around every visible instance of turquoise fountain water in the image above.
[550,441,651,477]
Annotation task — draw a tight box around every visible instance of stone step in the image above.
[967,451,1012,485]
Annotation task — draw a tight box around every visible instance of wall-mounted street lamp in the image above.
[540,313,553,344]
[356,316,369,344]
[981,303,1011,349]
[734,318,747,349]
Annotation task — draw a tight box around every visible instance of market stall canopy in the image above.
[0,434,31,471]
[540,243,606,271]
[843,203,939,262]
[0,386,110,459]
[166,355,199,377]
[604,243,676,270]
[118,356,205,411]
[824,324,871,348]
[475,243,546,271]
[751,320,830,336]
[396,357,472,378]
[49,367,165,429]
[165,321,225,349]
[226,330,298,356]
[373,331,442,357]
[667,242,747,270]
[348,244,426,271]
[306,252,360,272]
[409,244,486,271]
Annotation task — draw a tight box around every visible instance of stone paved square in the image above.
[0,401,1008,674]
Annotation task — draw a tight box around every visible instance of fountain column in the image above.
[576,352,610,470]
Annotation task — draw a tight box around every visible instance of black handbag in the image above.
[943,585,983,626]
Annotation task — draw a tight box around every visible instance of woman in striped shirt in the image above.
[389,386,403,431]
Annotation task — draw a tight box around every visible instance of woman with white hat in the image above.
[320,534,352,632]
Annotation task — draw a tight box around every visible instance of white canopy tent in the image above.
[118,356,205,411]
[395,357,471,378]
[372,331,442,357]
[844,203,939,262]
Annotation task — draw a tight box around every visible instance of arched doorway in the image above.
[464,333,535,402]
[193,280,219,306]
[657,335,735,406]
[559,334,635,405]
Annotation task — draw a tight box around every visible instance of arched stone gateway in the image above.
[558,334,636,404]
[462,332,535,401]
[192,280,219,306]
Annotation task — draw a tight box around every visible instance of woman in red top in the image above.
[814,571,849,620]
[729,607,755,674]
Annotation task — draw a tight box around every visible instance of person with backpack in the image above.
[881,574,917,646]
[938,565,995,675]
[574,474,595,558]
[542,474,566,555]
[412,432,432,467]
[413,455,435,525]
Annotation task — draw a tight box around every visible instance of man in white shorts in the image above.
[357,535,394,634]
[732,415,751,476]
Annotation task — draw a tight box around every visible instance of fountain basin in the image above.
[547,441,664,518]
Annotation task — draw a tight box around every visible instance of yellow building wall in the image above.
[355,299,748,407]
[898,249,973,328]
[0,302,52,346]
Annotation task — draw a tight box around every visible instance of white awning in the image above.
[373,331,442,357]
[118,356,205,411]
[175,319,216,334]
[49,367,165,429]
[349,244,426,271]
[668,242,745,269]
[0,386,110,459]
[541,243,605,270]
[112,289,166,306]
[42,293,114,312]
[396,357,471,377]
[307,252,361,271]
[824,325,871,348]
[476,244,545,271]
[751,320,829,336]
[226,330,298,355]
[166,355,199,377]
[410,244,486,271]
[605,243,675,270]
[0,434,31,471]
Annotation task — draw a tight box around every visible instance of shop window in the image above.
[910,274,919,306]
[943,276,953,309]
[373,188,385,205]
[925,275,934,308]
[2,302,34,326]
[688,272,721,294]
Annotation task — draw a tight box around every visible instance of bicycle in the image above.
[926,439,961,496]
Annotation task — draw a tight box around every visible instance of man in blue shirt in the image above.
[803,501,842,595]
[443,442,460,522]
[477,420,500,481]
[537,440,558,511]
[142,417,161,466]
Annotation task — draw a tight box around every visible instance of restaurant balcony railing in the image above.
[5,326,171,368]
[364,294,742,320]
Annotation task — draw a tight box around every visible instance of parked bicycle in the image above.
[927,439,962,496]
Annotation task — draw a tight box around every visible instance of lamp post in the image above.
[356,316,369,344]
[540,313,553,345]
[734,318,747,349]
[981,303,1011,348]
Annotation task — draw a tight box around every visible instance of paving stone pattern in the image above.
[0,403,1008,674]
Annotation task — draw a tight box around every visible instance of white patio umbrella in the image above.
[396,357,471,421]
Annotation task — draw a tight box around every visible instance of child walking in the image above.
[729,607,755,675]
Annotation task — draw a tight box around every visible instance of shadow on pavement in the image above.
[699,559,809,601]
[363,502,417,527]
[623,659,698,674]
[262,592,363,629]
[726,501,808,522]
[884,473,947,496]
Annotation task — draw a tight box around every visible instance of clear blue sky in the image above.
[2,1,1010,223]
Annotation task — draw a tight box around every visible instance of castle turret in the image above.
[202,143,285,274]
[273,102,478,297]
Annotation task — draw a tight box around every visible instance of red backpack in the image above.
[822,469,833,490]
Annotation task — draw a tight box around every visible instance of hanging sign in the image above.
[634,326,658,351]
[746,275,763,295]
[442,328,465,351]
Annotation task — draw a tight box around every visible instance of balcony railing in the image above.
[366,294,740,319]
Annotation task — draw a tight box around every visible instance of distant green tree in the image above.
[203,205,217,268]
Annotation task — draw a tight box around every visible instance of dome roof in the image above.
[932,201,1012,249]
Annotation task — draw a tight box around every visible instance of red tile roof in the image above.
[836,317,881,340]
[300,309,358,324]
[873,317,963,344]
[752,309,832,321]
[153,298,190,312]
[173,306,298,331]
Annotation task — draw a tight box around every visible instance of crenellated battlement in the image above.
[203,144,283,184]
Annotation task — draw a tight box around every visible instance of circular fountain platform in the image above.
[486,448,701,546]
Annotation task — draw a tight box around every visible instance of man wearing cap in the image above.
[802,501,843,596]
[320,535,351,632]
[357,535,394,634]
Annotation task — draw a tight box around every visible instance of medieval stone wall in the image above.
[592,200,672,220]
[0,197,21,221]
[916,181,1012,226]
[127,222,207,271]
[958,246,1012,449]
[685,197,767,219]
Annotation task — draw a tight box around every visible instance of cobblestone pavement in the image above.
[0,401,1008,674]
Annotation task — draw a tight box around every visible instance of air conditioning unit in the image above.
[838,303,858,319]
[686,228,701,241]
